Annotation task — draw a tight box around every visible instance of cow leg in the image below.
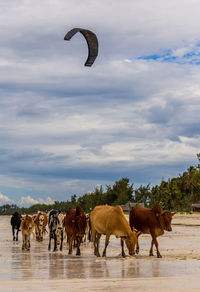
[35,226,39,241]
[154,238,162,258]
[136,231,142,254]
[60,230,63,251]
[93,232,97,255]
[48,233,52,250]
[150,232,162,258]
[40,228,43,241]
[120,239,126,258]
[73,239,77,248]
[94,232,101,257]
[16,228,19,241]
[53,230,57,252]
[22,233,25,250]
[24,234,28,250]
[12,227,15,241]
[149,239,154,256]
[27,235,30,251]
[68,234,73,254]
[76,236,81,256]
[39,228,41,241]
[102,234,110,257]
[88,228,91,242]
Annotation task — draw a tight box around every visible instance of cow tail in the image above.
[88,218,91,242]
[90,221,95,243]
[129,209,134,231]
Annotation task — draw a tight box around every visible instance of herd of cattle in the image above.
[10,205,175,258]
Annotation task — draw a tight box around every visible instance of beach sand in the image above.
[1,214,200,291]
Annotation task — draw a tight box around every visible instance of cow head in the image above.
[161,211,175,231]
[125,231,137,256]
[23,215,34,230]
[38,214,45,227]
[57,213,64,230]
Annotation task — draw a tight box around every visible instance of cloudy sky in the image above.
[0,0,200,206]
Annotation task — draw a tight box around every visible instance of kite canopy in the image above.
[64,28,98,67]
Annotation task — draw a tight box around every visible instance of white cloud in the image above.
[18,196,38,207]
[17,195,54,207]
[0,193,55,208]
[0,190,55,207]
[0,192,13,204]
[38,196,54,205]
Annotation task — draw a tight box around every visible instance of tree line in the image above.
[1,154,200,215]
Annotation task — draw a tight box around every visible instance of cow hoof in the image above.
[136,249,139,254]
[157,254,162,258]
[95,253,101,257]
[102,252,106,257]
[16,238,18,241]
[76,253,81,256]
[149,253,154,256]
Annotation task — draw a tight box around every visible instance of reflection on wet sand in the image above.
[11,246,35,280]
[126,260,140,278]
[65,257,86,279]
[89,260,110,278]
[9,239,165,281]
[151,260,161,277]
[49,253,65,279]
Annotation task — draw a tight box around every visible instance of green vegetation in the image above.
[1,154,200,215]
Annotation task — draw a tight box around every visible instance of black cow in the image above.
[48,210,64,252]
[10,212,22,241]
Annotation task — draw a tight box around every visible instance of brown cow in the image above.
[129,205,175,258]
[21,215,35,251]
[63,206,87,256]
[34,211,48,241]
[90,205,137,257]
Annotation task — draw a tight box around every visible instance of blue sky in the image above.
[1,0,200,207]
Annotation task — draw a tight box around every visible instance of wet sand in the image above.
[1,214,200,291]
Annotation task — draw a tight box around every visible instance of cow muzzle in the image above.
[129,251,135,256]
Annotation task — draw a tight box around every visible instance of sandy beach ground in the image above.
[1,214,200,291]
